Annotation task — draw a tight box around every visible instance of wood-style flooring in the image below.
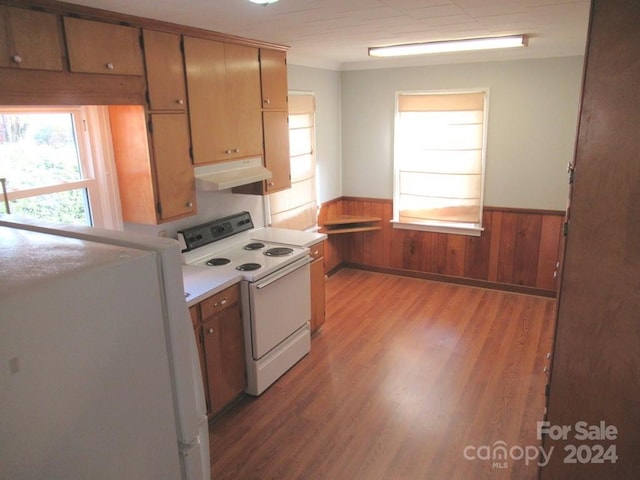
[209,268,556,479]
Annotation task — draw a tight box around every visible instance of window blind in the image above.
[269,94,317,231]
[395,91,486,227]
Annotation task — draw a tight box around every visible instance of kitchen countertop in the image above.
[182,265,242,307]
[251,227,327,248]
[182,227,326,307]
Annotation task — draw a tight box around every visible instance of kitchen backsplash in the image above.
[123,190,266,240]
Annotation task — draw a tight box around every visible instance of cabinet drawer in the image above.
[64,17,143,75]
[309,241,324,261]
[201,284,240,320]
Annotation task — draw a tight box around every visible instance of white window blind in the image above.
[269,94,317,231]
[393,90,488,235]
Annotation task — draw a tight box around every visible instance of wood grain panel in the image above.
[536,215,563,291]
[320,197,564,295]
[542,1,640,477]
[513,214,542,286]
[496,212,519,284]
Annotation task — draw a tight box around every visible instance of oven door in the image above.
[246,257,311,359]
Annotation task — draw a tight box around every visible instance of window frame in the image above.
[0,105,122,229]
[391,88,490,237]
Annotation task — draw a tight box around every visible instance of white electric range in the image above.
[178,212,311,396]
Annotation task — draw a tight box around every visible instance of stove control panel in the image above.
[178,211,254,252]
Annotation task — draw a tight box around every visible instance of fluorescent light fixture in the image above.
[248,0,278,4]
[368,34,528,58]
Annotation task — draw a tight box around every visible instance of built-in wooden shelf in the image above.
[320,215,382,234]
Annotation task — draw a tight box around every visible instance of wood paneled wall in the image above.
[318,197,564,296]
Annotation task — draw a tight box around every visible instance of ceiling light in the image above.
[368,35,528,58]
[248,0,278,4]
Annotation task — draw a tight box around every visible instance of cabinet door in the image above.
[183,36,228,164]
[262,110,291,193]
[259,48,288,110]
[223,43,263,160]
[149,113,196,221]
[0,6,63,71]
[64,17,143,75]
[184,37,262,164]
[202,305,246,415]
[142,29,187,111]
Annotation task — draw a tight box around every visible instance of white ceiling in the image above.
[64,0,591,70]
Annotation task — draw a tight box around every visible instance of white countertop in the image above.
[251,227,327,248]
[181,227,326,307]
[182,265,242,307]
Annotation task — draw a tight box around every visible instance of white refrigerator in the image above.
[0,217,210,480]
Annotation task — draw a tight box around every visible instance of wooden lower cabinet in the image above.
[309,240,326,335]
[192,284,246,418]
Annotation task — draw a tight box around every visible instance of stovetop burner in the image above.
[206,257,231,267]
[244,242,265,251]
[264,247,294,257]
[236,262,262,271]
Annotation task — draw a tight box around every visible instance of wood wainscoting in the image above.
[318,197,564,296]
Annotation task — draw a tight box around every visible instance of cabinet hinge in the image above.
[567,163,576,184]
[563,221,569,236]
[545,383,551,397]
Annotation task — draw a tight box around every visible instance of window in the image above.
[0,106,122,229]
[393,90,488,236]
[268,93,318,231]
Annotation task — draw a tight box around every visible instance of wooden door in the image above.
[142,29,187,111]
[224,43,263,160]
[202,305,246,415]
[183,36,227,164]
[262,110,291,193]
[259,49,288,110]
[541,1,640,478]
[0,6,63,71]
[64,17,143,75]
[149,113,195,221]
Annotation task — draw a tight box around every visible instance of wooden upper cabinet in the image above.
[0,6,63,71]
[184,36,263,164]
[63,16,143,75]
[150,113,196,221]
[109,106,195,224]
[262,110,291,193]
[259,49,288,110]
[142,29,187,111]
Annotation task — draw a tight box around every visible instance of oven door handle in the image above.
[255,256,312,289]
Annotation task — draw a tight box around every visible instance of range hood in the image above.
[194,157,272,191]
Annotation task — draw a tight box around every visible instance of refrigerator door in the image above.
[0,227,183,479]
[0,216,211,480]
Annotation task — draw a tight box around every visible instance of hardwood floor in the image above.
[209,268,556,479]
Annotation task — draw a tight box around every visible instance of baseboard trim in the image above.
[336,262,557,298]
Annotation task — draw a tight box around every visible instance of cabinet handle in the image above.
[233,148,240,153]
[208,328,214,334]
[214,298,227,307]
[224,149,232,154]
[264,98,271,105]
[313,250,319,255]
[268,181,275,186]
[177,99,185,105]
[105,62,115,70]
[11,55,23,64]
[186,201,193,208]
